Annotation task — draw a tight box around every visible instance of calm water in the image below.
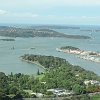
[0,27,100,75]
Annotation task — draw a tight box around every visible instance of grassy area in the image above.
[24,90,33,94]
[36,74,45,81]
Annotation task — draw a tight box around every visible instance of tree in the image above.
[91,94,100,100]
[13,93,23,99]
[37,69,40,75]
[72,84,84,95]
[9,86,19,95]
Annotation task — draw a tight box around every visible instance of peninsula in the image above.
[56,46,100,63]
[0,26,90,39]
[1,54,100,99]
[19,54,100,97]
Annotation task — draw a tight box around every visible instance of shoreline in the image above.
[56,48,100,63]
[19,57,46,70]
[79,56,100,63]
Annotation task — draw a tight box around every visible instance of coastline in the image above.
[79,56,100,63]
[19,57,46,70]
[56,48,100,63]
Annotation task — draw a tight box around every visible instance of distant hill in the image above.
[0,26,90,39]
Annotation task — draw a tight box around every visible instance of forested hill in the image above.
[0,54,100,99]
[21,54,100,91]
[0,26,90,39]
[21,54,99,81]
[21,54,70,69]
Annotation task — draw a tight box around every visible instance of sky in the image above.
[0,0,100,25]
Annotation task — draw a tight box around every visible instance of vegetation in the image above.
[0,72,35,99]
[90,94,100,100]
[1,54,100,99]
[60,46,80,50]
[21,54,69,69]
[89,52,98,56]
[21,54,100,93]
[0,26,90,39]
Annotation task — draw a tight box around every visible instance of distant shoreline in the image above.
[79,56,100,63]
[56,47,100,63]
[0,38,15,41]
[0,26,91,39]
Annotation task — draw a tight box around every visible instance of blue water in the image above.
[0,26,100,75]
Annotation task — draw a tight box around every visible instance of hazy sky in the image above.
[0,0,100,25]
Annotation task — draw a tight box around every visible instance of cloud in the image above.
[0,10,39,18]
[56,0,100,6]
[1,0,100,9]
[12,12,38,18]
[63,15,100,19]
[0,10,8,15]
[81,16,97,19]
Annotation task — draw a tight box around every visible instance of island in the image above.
[0,26,91,39]
[56,46,100,63]
[1,54,100,99]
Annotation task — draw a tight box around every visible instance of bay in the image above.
[0,26,100,75]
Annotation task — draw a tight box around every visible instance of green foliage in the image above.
[46,91,53,95]
[21,54,70,69]
[0,72,8,89]
[0,55,100,99]
[37,69,40,75]
[72,84,84,94]
[60,46,80,50]
[80,94,90,100]
[9,86,18,95]
[91,94,100,100]
[21,55,100,94]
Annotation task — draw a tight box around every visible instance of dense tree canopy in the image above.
[0,55,100,99]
